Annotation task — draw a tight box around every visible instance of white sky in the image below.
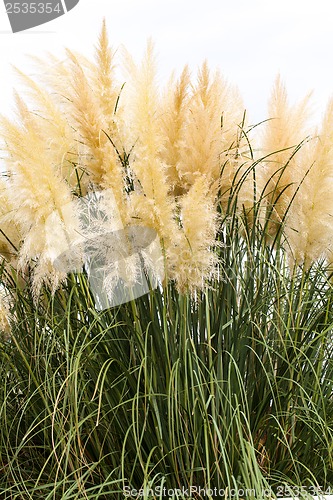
[0,0,333,124]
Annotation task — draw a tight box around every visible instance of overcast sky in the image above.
[0,0,332,124]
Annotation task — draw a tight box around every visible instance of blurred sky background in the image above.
[0,0,332,125]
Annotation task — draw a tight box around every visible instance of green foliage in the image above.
[0,162,333,499]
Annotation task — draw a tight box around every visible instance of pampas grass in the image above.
[175,61,244,192]
[0,94,80,296]
[0,178,20,263]
[1,23,333,296]
[1,22,333,298]
[160,65,191,196]
[261,76,312,233]
[0,22,333,499]
[286,98,333,267]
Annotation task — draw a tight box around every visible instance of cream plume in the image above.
[159,65,191,195]
[172,176,218,292]
[122,41,179,241]
[177,61,244,194]
[66,49,128,221]
[262,75,312,226]
[0,177,21,262]
[12,67,81,191]
[286,98,333,267]
[0,94,81,296]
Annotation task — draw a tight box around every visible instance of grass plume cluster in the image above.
[0,22,333,499]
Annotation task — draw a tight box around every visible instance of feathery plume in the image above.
[176,61,244,194]
[12,67,82,190]
[0,94,81,296]
[66,49,128,220]
[122,42,221,290]
[171,175,218,292]
[285,98,333,267]
[122,41,180,249]
[261,75,312,227]
[0,177,21,262]
[93,19,120,120]
[159,65,191,195]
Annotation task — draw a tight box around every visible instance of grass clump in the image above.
[0,22,333,499]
